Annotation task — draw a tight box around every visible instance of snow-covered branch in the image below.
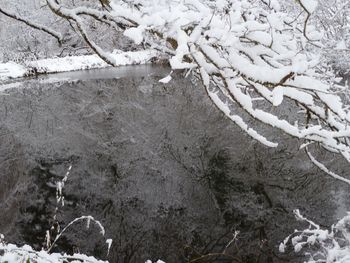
[102,0,350,167]
[280,209,350,263]
[46,0,118,66]
[305,147,350,185]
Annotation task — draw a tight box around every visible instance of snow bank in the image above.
[0,240,166,263]
[0,242,108,263]
[0,62,28,81]
[0,49,157,81]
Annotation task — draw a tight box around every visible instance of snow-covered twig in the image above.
[47,215,107,253]
[305,146,350,185]
[280,210,350,263]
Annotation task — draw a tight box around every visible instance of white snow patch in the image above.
[0,50,157,81]
[27,50,157,74]
[123,27,145,45]
[0,62,27,81]
[272,86,284,106]
[0,242,108,263]
[159,72,173,83]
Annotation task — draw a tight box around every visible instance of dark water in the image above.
[0,65,349,263]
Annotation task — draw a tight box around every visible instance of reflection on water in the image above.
[0,64,169,92]
[0,66,348,263]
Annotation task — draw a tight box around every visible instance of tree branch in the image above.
[0,6,62,44]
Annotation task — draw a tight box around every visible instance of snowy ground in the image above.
[0,241,109,263]
[0,240,165,263]
[0,49,158,82]
[0,62,28,80]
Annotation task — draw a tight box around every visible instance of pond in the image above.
[0,65,349,263]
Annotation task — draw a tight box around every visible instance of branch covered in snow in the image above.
[280,209,350,263]
[96,0,350,169]
[305,146,350,185]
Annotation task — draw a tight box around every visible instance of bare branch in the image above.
[0,6,62,44]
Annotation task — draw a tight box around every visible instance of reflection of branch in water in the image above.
[185,230,243,263]
[162,131,199,174]
[111,205,147,263]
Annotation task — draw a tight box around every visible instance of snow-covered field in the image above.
[0,50,158,82]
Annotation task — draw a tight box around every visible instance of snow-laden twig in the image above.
[91,0,350,166]
[44,164,112,257]
[305,146,350,185]
[47,215,106,253]
[281,210,350,263]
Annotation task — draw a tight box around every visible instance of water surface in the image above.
[0,65,349,263]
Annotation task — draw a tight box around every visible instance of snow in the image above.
[281,210,350,263]
[272,87,284,106]
[0,242,108,263]
[300,0,318,13]
[28,50,157,74]
[0,215,154,263]
[0,240,167,263]
[261,0,281,11]
[159,73,172,83]
[208,89,278,148]
[123,26,145,45]
[106,239,113,256]
[0,50,157,81]
[0,62,27,81]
